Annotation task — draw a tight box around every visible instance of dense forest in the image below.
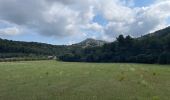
[0,39,83,60]
[0,37,104,59]
[0,39,64,58]
[0,26,170,64]
[59,27,170,64]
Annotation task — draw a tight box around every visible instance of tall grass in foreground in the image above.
[0,61,169,100]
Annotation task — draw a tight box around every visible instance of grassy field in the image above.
[0,61,169,100]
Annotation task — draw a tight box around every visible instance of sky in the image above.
[0,0,170,45]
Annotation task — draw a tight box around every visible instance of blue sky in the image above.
[134,0,154,7]
[0,0,170,45]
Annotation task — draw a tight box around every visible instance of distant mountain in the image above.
[73,38,107,48]
[0,26,170,63]
[59,26,170,64]
[0,37,106,58]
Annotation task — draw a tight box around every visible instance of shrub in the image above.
[158,52,170,64]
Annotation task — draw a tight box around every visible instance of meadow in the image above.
[0,61,169,100]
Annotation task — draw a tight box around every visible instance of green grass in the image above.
[0,61,169,100]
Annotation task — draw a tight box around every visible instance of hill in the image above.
[140,26,170,40]
[0,26,170,64]
[146,26,170,38]
[0,39,69,58]
[73,38,107,48]
[0,37,106,59]
[59,26,170,64]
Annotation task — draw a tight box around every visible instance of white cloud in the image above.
[0,27,21,36]
[98,0,135,23]
[104,0,170,38]
[85,23,103,32]
[0,0,170,41]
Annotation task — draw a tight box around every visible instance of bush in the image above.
[158,52,170,64]
[59,53,81,62]
[135,54,157,64]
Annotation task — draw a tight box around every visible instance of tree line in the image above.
[59,27,170,64]
[0,38,73,59]
[0,26,170,64]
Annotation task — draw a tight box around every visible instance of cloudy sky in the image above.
[0,0,170,45]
